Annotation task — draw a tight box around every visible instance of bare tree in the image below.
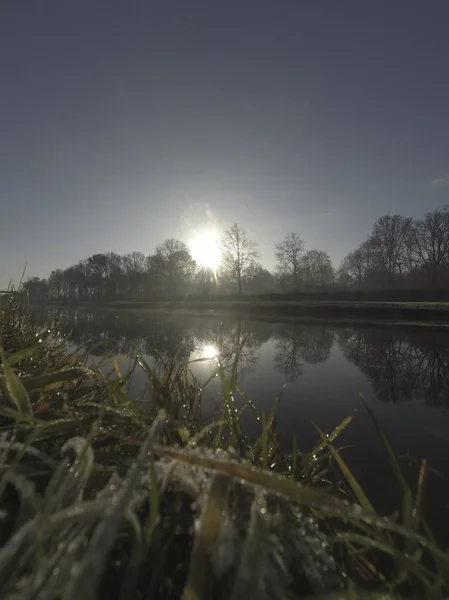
[410,207,449,286]
[337,242,371,287]
[155,239,195,295]
[368,214,414,284]
[301,249,334,289]
[123,252,148,293]
[275,232,305,292]
[220,223,260,295]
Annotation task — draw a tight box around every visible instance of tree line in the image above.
[24,207,449,301]
[337,207,449,289]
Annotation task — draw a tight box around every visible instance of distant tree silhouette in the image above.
[123,252,148,294]
[275,233,305,292]
[337,243,371,288]
[244,266,277,294]
[410,207,449,286]
[337,211,449,291]
[154,239,196,296]
[22,277,48,302]
[30,206,449,300]
[220,223,260,295]
[368,215,414,284]
[301,249,334,289]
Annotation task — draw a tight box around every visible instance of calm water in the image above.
[51,309,449,532]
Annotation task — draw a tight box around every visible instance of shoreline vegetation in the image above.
[1,297,449,599]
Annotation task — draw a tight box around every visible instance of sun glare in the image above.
[202,343,217,359]
[190,229,221,271]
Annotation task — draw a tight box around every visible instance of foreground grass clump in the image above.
[0,296,448,599]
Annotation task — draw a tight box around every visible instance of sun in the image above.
[189,229,221,271]
[202,343,217,359]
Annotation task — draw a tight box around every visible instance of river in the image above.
[47,308,449,540]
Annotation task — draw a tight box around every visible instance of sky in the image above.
[1,0,449,288]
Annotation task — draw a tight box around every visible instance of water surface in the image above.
[51,309,449,536]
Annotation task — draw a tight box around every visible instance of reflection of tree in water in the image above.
[273,325,334,382]
[48,310,266,381]
[337,329,449,407]
[54,310,196,362]
[140,319,196,364]
[274,335,303,383]
[213,320,265,382]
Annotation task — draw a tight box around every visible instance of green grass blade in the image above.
[291,434,298,479]
[64,411,167,600]
[414,459,427,532]
[332,533,441,595]
[311,414,354,457]
[182,474,230,600]
[120,459,161,600]
[313,423,375,514]
[0,350,33,416]
[188,420,227,447]
[4,346,38,366]
[19,367,93,392]
[235,384,260,420]
[231,490,269,599]
[153,444,449,567]
[219,363,245,455]
[359,395,409,495]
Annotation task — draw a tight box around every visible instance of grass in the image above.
[0,294,448,599]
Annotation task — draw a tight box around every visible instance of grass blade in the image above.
[182,474,230,600]
[310,414,354,457]
[313,423,375,514]
[4,346,38,366]
[20,368,95,392]
[231,490,269,600]
[359,396,409,494]
[153,444,449,569]
[0,350,33,416]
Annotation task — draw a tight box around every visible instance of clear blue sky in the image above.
[1,0,449,287]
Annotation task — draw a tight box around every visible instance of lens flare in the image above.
[202,343,217,359]
[189,229,221,271]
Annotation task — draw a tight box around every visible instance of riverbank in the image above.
[42,299,449,326]
[1,299,448,599]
